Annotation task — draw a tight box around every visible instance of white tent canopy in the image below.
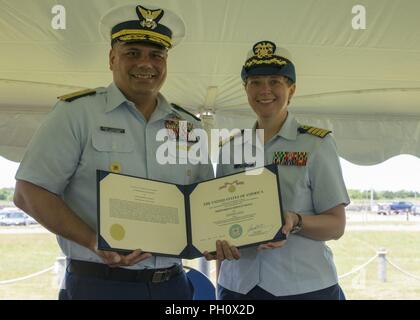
[1,0,419,165]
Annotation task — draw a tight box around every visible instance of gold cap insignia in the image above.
[136,5,164,30]
[253,41,276,58]
[241,40,296,82]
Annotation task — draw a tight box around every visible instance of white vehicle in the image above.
[412,205,420,216]
[0,207,37,226]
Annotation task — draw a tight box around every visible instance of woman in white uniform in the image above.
[205,40,350,300]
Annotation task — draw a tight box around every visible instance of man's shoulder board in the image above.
[298,125,331,138]
[171,103,201,122]
[58,89,97,102]
[219,129,244,147]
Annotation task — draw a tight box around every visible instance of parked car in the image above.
[377,203,391,215]
[0,209,36,226]
[389,201,413,213]
[412,205,420,216]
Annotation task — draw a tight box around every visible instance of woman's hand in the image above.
[257,211,299,251]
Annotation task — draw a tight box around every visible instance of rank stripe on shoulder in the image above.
[298,125,331,138]
[58,89,97,102]
[171,103,201,122]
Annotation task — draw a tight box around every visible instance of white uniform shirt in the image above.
[217,112,350,296]
[16,82,214,269]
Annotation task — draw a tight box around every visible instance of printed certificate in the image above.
[97,164,285,259]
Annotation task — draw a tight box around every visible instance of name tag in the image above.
[233,162,256,169]
[100,126,125,134]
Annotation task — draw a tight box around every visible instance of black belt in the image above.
[68,260,183,283]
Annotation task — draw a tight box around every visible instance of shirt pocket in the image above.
[91,131,134,173]
[278,165,312,212]
[92,131,134,153]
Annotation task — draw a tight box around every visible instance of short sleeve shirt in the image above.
[16,83,214,269]
[216,112,350,296]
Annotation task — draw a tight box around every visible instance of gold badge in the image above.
[110,161,122,173]
[253,41,276,58]
[137,5,164,29]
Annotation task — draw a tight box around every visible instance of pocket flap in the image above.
[92,131,134,153]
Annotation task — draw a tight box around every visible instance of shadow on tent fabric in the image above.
[185,267,216,300]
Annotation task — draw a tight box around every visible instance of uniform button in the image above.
[112,143,117,151]
[110,161,122,173]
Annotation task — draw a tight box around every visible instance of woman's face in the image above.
[245,75,295,121]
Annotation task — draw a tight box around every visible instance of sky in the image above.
[1,154,420,192]
[340,155,420,192]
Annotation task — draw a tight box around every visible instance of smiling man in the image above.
[13,3,213,300]
[109,40,168,121]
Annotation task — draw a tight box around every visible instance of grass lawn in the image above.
[1,228,419,300]
[328,231,420,300]
[0,232,61,300]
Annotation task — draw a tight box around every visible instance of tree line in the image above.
[1,187,418,202]
[0,188,14,201]
[348,189,419,200]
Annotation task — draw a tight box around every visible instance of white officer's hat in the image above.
[99,3,186,49]
[241,40,296,83]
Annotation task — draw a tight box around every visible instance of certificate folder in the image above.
[97,164,285,259]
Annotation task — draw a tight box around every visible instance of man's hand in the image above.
[87,233,152,267]
[95,249,152,268]
[203,240,241,261]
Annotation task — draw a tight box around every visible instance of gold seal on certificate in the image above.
[97,164,285,259]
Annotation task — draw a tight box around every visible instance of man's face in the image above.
[109,42,168,99]
[245,75,295,120]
